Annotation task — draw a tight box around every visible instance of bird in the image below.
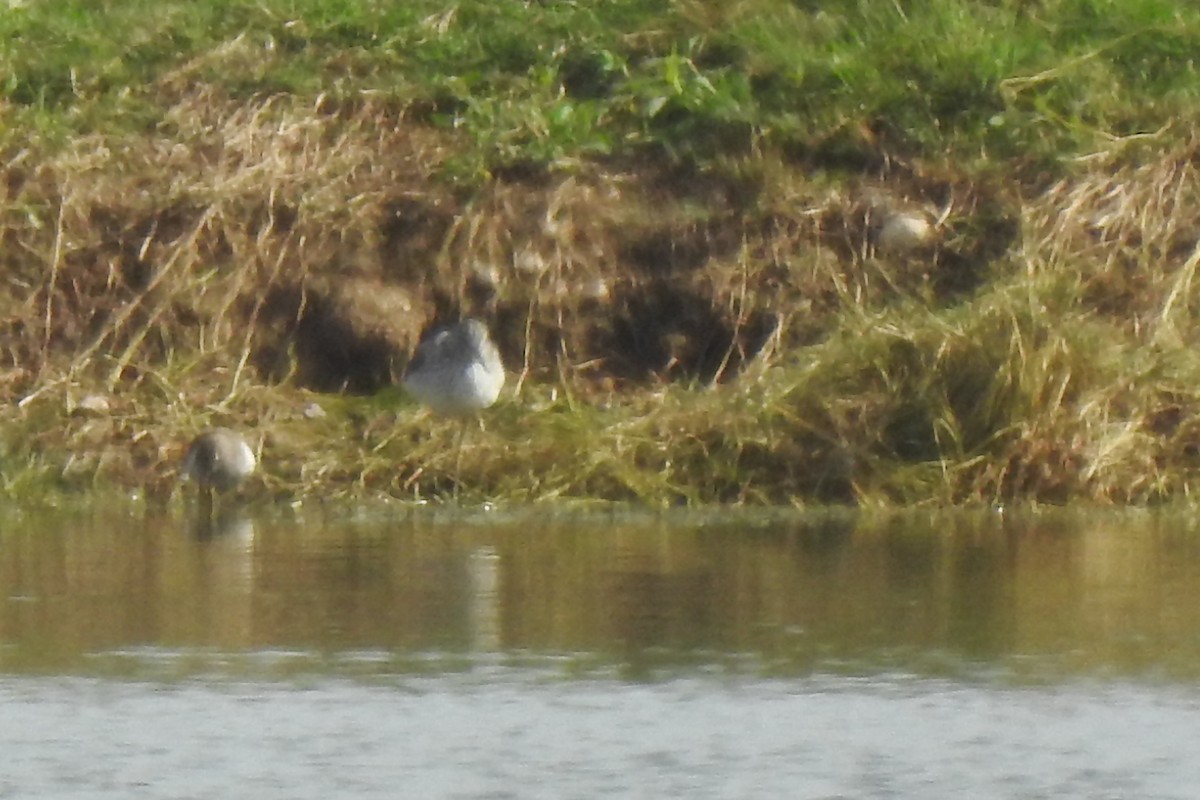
[180,427,257,512]
[403,318,504,416]
[402,318,504,494]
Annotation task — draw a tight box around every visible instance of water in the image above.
[2,505,1200,798]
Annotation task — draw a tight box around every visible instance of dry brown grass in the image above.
[1025,139,1200,338]
[0,84,1021,400]
[1,92,454,394]
[5,89,1200,506]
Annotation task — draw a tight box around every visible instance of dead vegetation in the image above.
[1,87,1199,506]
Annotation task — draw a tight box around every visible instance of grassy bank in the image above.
[2,0,1200,506]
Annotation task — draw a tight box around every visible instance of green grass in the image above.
[4,1,1199,174]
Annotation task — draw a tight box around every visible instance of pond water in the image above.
[2,504,1200,798]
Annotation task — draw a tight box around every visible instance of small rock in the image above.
[71,393,111,416]
[877,212,934,254]
[513,249,548,276]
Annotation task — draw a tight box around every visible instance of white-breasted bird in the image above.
[402,318,504,495]
[402,318,504,415]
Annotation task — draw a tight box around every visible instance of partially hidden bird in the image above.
[402,318,504,415]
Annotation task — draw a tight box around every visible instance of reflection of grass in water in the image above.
[10,502,1200,684]
[2,1,1200,505]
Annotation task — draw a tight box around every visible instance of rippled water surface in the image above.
[3,505,1200,798]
